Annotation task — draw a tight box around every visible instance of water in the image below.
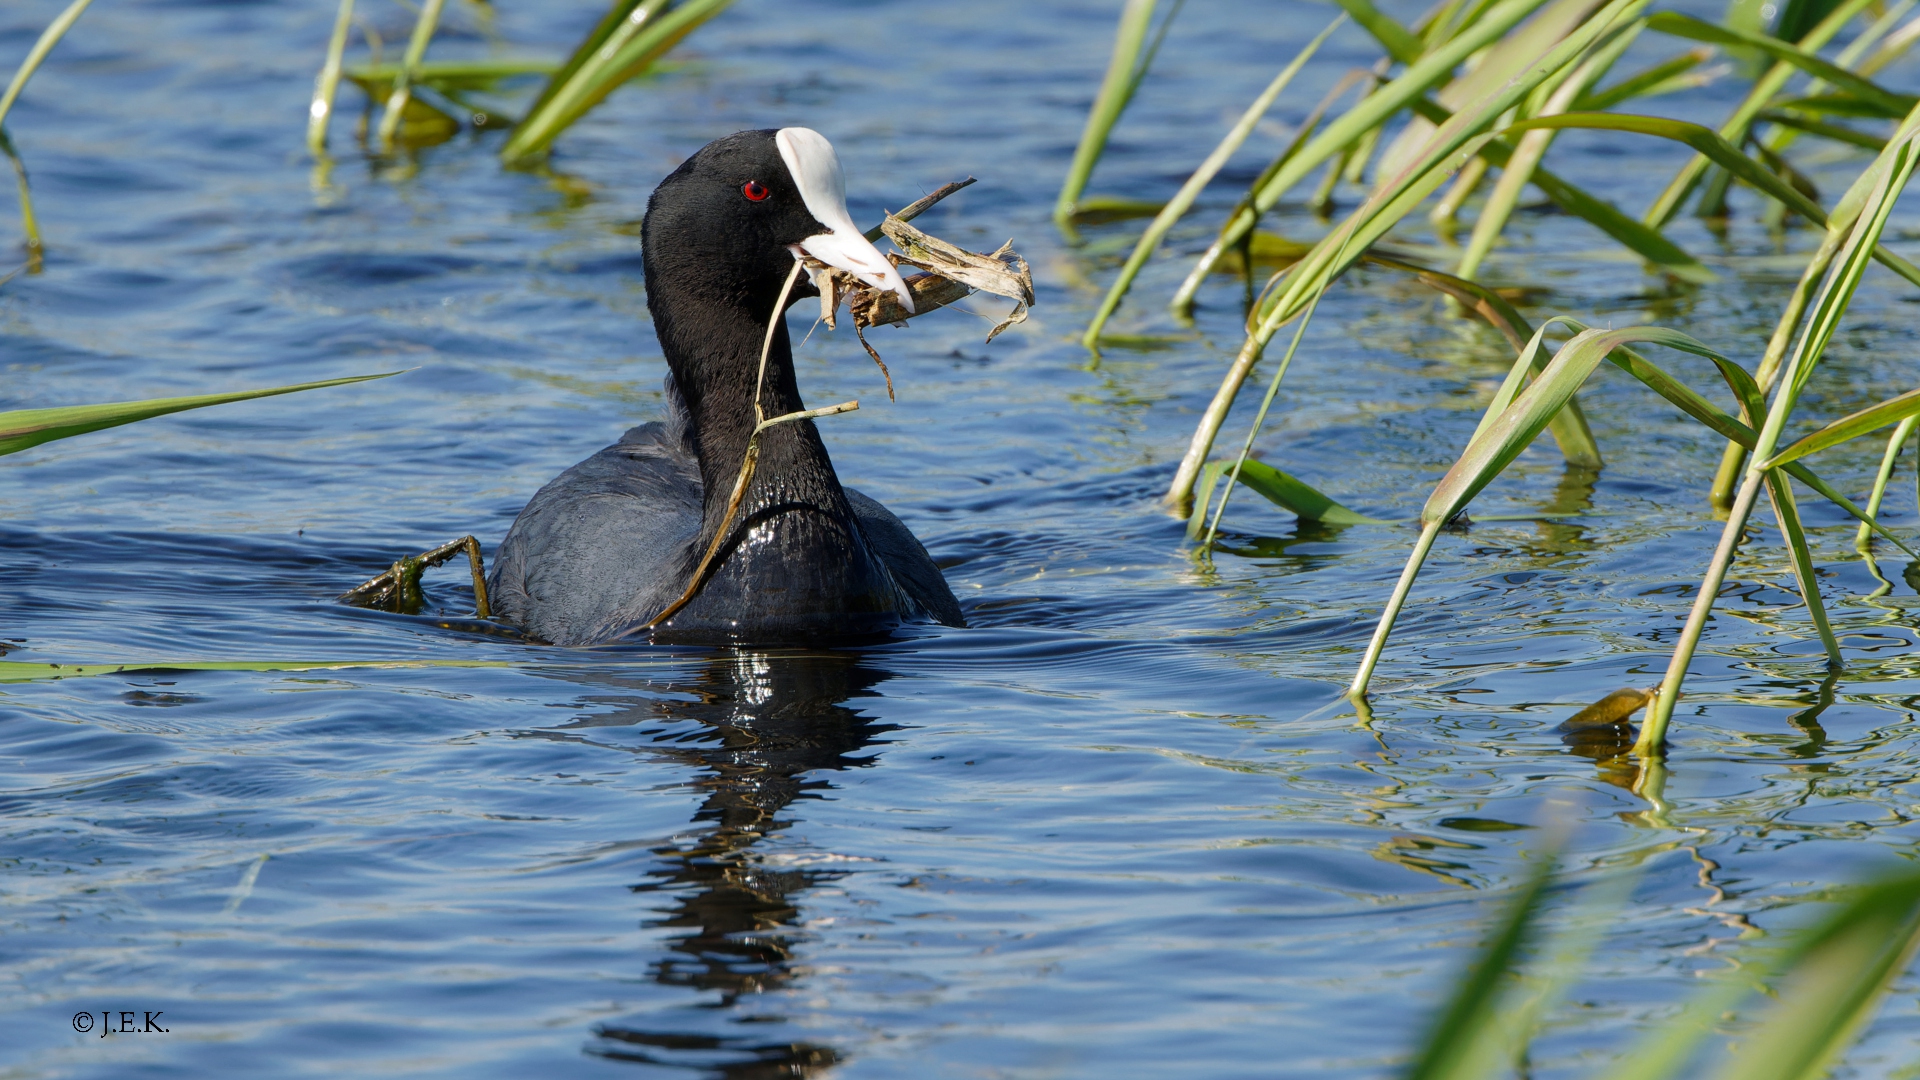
[4,0,1920,1075]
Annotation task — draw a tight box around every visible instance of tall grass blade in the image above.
[1081,15,1342,349]
[1648,12,1917,116]
[1505,112,1920,287]
[1166,0,1558,317]
[1454,21,1641,282]
[1698,872,1920,1080]
[1761,386,1920,468]
[1054,0,1161,233]
[500,0,732,165]
[1353,326,1729,697]
[0,373,398,458]
[1164,0,1646,513]
[1765,470,1843,668]
[307,0,356,157]
[374,0,449,153]
[1573,45,1715,111]
[1335,0,1423,63]
[0,0,93,130]
[1642,0,1874,228]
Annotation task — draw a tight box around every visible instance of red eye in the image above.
[742,180,770,202]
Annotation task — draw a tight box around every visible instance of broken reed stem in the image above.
[375,0,447,153]
[641,262,859,632]
[307,0,357,157]
[863,177,975,242]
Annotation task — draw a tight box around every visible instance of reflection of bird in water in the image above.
[549,651,892,1077]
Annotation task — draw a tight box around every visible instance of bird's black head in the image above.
[641,128,911,322]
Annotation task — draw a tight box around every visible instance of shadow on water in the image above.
[533,651,892,1077]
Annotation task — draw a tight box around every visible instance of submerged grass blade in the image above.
[501,0,731,165]
[1230,459,1388,525]
[1766,470,1843,668]
[1081,14,1341,349]
[0,372,399,458]
[0,658,509,684]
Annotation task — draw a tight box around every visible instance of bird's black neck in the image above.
[649,279,855,557]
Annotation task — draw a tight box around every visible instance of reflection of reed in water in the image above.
[576,651,893,1077]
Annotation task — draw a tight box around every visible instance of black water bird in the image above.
[489,128,965,646]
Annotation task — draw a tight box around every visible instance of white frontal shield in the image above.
[776,127,914,313]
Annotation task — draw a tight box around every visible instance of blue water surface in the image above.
[4,0,1920,1076]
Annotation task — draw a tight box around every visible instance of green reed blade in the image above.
[1573,45,1714,111]
[1166,0,1557,317]
[1590,874,1920,1080]
[521,0,662,126]
[1641,131,1920,754]
[1766,470,1844,668]
[1643,0,1876,228]
[1772,91,1910,119]
[500,0,731,166]
[1761,386,1920,469]
[1854,415,1915,548]
[1697,873,1920,1080]
[1505,112,1920,287]
[0,0,94,258]
[346,59,557,98]
[1335,0,1423,63]
[1081,15,1342,350]
[1455,20,1642,282]
[0,372,398,458]
[0,0,93,130]
[1054,0,1162,233]
[374,0,448,153]
[1402,854,1557,1080]
[307,0,356,156]
[1166,0,1650,512]
[1649,12,1917,116]
[1756,108,1886,149]
[1223,459,1389,526]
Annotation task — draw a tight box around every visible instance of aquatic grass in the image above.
[1639,125,1920,753]
[1080,12,1342,350]
[0,0,95,263]
[499,0,736,166]
[0,372,398,459]
[1052,0,1185,235]
[1402,860,1920,1080]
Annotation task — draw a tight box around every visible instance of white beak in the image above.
[776,127,915,314]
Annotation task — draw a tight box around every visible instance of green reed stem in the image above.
[0,128,38,263]
[1641,132,1919,755]
[1054,0,1161,235]
[1166,0,1553,317]
[0,0,94,261]
[1081,14,1341,351]
[1642,0,1873,228]
[375,0,448,153]
[307,0,357,157]
[1767,469,1843,669]
[1455,20,1638,282]
[1856,415,1917,549]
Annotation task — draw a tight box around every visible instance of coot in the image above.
[487,128,966,646]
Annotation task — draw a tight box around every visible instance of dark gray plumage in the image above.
[487,128,964,646]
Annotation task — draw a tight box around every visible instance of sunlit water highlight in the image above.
[3,0,1920,1076]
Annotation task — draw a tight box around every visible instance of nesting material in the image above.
[801,213,1033,399]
